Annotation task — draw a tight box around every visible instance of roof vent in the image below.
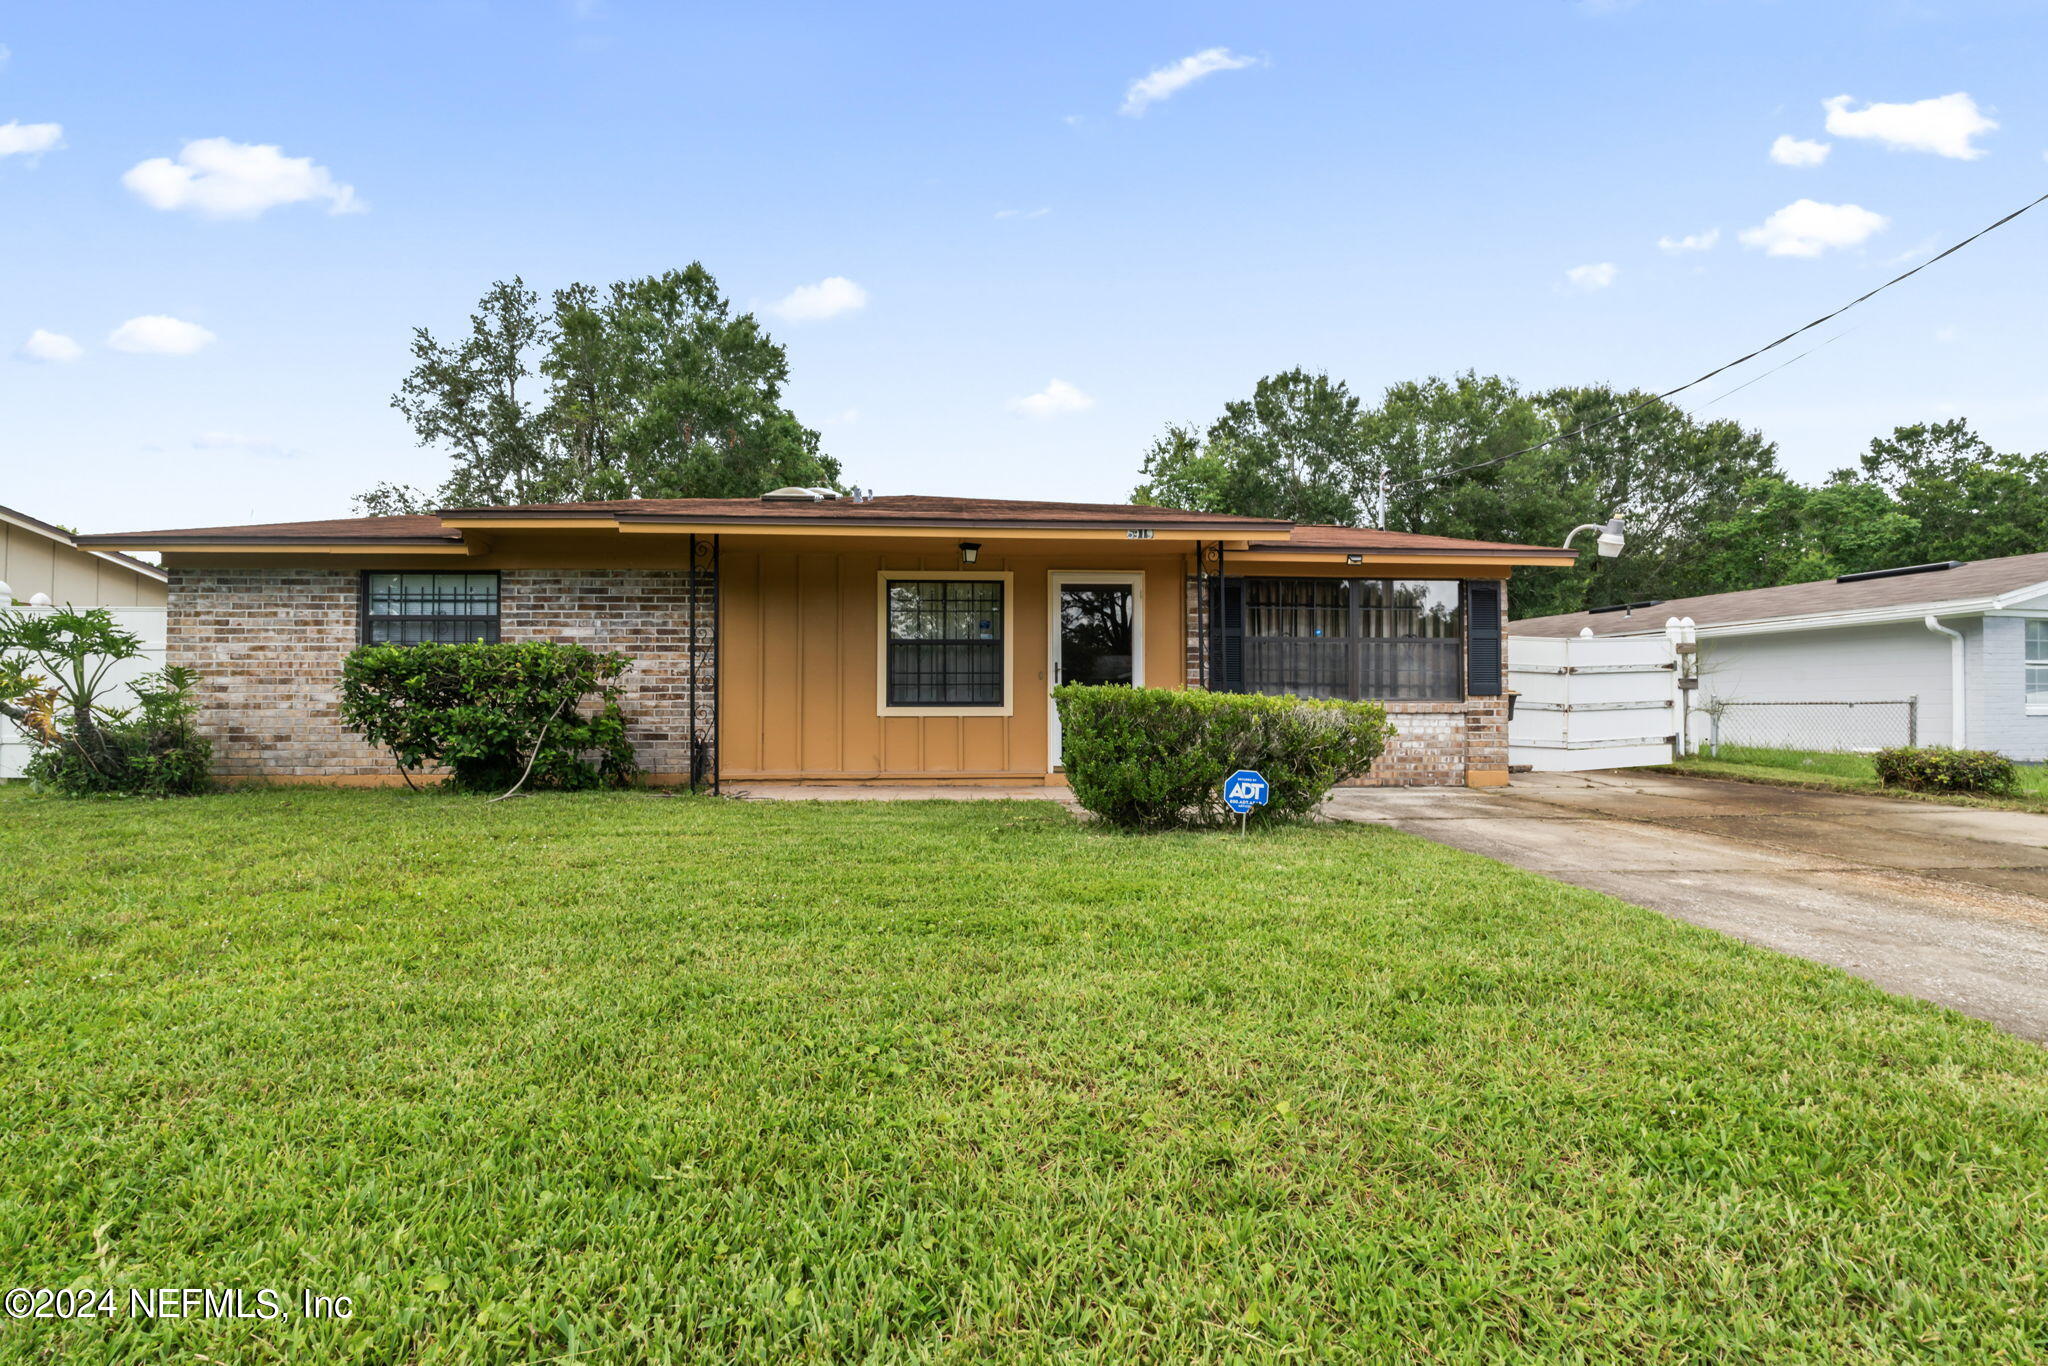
[761,486,825,502]
[1835,560,1964,584]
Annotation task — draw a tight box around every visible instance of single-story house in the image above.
[77,493,1575,788]
[1514,552,2048,761]
[2,502,167,607]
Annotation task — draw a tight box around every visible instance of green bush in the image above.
[1,607,212,797]
[1054,684,1395,830]
[340,641,640,792]
[1872,745,2019,796]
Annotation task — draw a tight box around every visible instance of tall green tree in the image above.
[357,266,842,515]
[1855,419,2048,564]
[1135,371,1787,618]
[1135,369,1367,524]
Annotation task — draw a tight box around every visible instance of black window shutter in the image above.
[1466,581,1503,696]
[1209,577,1245,692]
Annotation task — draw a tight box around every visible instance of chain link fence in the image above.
[1696,698,1918,757]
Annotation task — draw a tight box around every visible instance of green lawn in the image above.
[4,788,2047,1363]
[1677,744,2048,811]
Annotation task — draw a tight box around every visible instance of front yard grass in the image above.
[4,787,2047,1363]
[1673,744,2048,813]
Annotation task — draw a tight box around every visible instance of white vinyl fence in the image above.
[0,606,167,780]
[1507,633,1682,772]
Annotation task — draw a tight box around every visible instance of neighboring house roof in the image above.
[0,502,169,581]
[1514,550,2048,639]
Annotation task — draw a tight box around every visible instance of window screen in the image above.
[885,579,1005,707]
[2028,620,2048,711]
[363,572,500,645]
[1239,578,1463,701]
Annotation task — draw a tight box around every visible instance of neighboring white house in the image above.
[2,502,167,608]
[1513,553,2048,762]
[2,503,169,779]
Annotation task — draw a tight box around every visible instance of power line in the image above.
[1698,325,1859,407]
[1384,186,2048,501]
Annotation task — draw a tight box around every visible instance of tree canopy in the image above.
[358,266,842,515]
[1134,371,2047,619]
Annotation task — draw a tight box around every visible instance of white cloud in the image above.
[1656,228,1719,254]
[1770,135,1830,167]
[1565,262,1618,290]
[20,329,82,363]
[1739,199,1888,257]
[994,207,1050,219]
[770,276,868,321]
[1822,93,1996,160]
[1120,47,1259,116]
[193,431,295,458]
[0,45,11,69]
[1007,378,1094,418]
[818,407,860,427]
[107,315,216,355]
[122,137,362,218]
[0,121,63,160]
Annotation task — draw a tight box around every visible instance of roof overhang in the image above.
[1242,543,1578,568]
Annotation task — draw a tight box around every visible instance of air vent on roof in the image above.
[1587,599,1664,615]
[1835,560,1964,584]
[760,486,839,503]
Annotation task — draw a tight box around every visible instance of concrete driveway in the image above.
[1325,771,2048,1042]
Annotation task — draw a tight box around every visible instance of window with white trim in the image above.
[884,579,1005,707]
[2027,620,2048,713]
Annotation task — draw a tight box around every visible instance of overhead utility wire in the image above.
[1387,187,2048,495]
[1698,326,1859,407]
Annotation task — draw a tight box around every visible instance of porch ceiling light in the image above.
[958,541,981,566]
[1564,515,1626,558]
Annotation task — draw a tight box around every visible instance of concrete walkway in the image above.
[1324,770,2048,1042]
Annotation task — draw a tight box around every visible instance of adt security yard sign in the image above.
[1224,769,1269,817]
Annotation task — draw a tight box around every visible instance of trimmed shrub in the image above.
[340,641,639,792]
[1872,745,2019,796]
[1055,684,1395,830]
[1,607,212,797]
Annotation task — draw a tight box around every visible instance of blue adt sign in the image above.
[1223,769,1270,815]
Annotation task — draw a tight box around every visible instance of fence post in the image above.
[1709,710,1719,757]
[1907,695,1917,748]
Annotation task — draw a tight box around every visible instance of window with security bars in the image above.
[363,572,501,645]
[1239,578,1462,701]
[2028,620,2048,713]
[885,579,1005,706]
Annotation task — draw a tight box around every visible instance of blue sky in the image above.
[5,0,2047,534]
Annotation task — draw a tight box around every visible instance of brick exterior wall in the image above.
[1180,573,1509,788]
[169,565,716,782]
[170,567,385,778]
[500,569,714,780]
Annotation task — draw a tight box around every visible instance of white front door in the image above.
[1047,571,1146,769]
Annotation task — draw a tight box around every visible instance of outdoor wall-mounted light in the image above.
[1345,553,1364,565]
[1563,515,1626,558]
[958,542,981,566]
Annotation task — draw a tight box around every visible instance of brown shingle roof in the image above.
[76,514,461,546]
[1513,551,2048,636]
[444,494,1293,530]
[77,496,1577,561]
[1251,524,1575,557]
